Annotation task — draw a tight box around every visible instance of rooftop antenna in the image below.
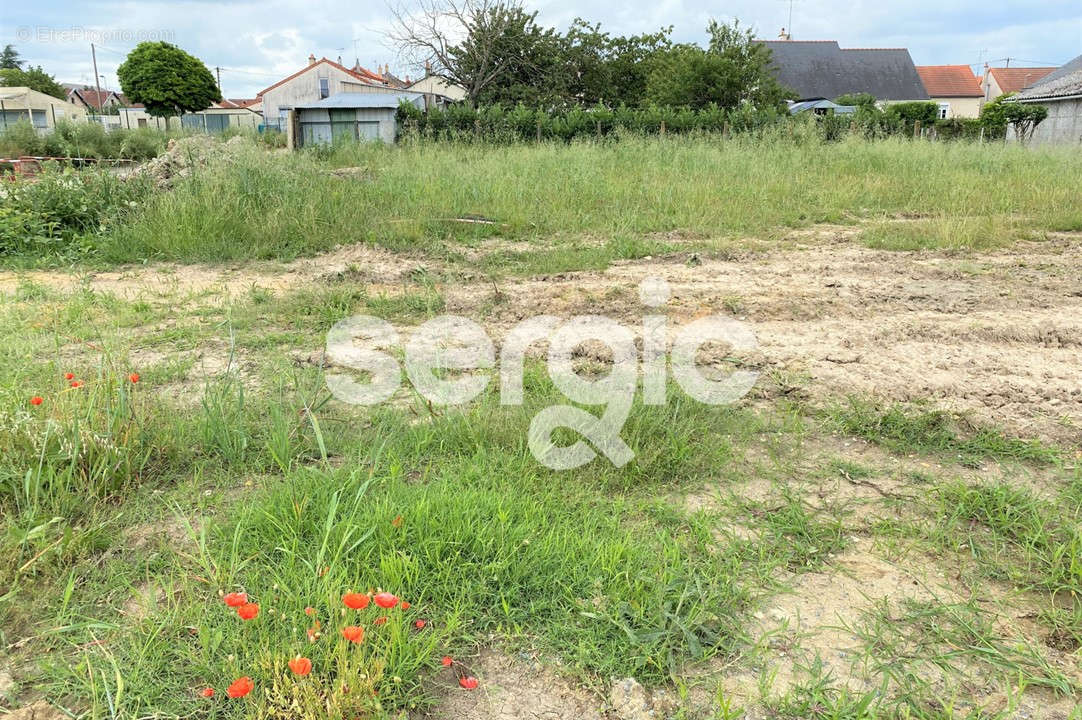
[778,0,803,39]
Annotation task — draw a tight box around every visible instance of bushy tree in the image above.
[0,44,23,70]
[645,20,790,111]
[560,20,671,106]
[833,93,877,110]
[0,65,66,99]
[885,101,938,133]
[117,42,220,123]
[979,92,1048,141]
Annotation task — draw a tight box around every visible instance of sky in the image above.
[3,0,1081,99]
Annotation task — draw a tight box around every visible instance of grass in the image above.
[79,134,1082,265]
[1,136,1080,719]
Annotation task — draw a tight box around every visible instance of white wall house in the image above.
[259,56,405,131]
[0,86,88,132]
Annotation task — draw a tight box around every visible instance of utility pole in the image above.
[91,43,102,115]
[216,66,222,91]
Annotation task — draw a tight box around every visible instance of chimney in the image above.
[308,53,316,66]
[337,55,342,65]
[778,27,791,40]
[424,60,432,77]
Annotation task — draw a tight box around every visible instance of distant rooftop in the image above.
[916,65,983,97]
[758,40,928,101]
[294,92,425,110]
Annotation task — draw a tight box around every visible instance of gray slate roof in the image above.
[759,41,929,101]
[1016,54,1082,101]
[294,92,425,110]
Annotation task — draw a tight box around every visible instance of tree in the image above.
[0,44,22,70]
[833,93,877,110]
[1005,102,1048,143]
[560,20,671,107]
[0,65,66,99]
[645,20,791,111]
[117,42,220,123]
[389,0,540,106]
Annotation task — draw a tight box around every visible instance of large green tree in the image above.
[0,44,23,70]
[117,42,220,122]
[0,65,66,99]
[646,20,790,111]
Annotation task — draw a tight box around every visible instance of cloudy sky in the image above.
[5,0,1081,98]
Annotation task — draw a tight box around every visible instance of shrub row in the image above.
[397,101,1004,144]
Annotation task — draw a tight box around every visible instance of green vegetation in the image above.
[92,134,1082,264]
[117,41,222,121]
[0,119,172,160]
[0,132,1080,719]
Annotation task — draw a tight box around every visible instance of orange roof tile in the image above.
[916,65,984,97]
[988,66,1056,93]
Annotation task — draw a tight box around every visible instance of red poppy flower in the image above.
[227,676,253,698]
[459,676,479,690]
[70,381,82,388]
[391,515,403,528]
[201,687,215,698]
[372,616,387,626]
[341,625,365,643]
[237,603,260,620]
[64,373,74,380]
[30,396,43,406]
[129,373,140,383]
[373,592,398,609]
[288,657,312,676]
[414,619,426,629]
[400,601,411,610]
[342,592,370,610]
[304,606,316,616]
[441,656,453,667]
[223,592,247,607]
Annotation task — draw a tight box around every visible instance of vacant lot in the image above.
[0,136,1080,720]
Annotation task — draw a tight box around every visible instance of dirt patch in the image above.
[441,236,1082,446]
[680,538,1081,718]
[0,244,434,305]
[3,701,69,720]
[415,649,603,720]
[5,231,1080,445]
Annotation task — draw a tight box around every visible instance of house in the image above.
[0,86,88,131]
[758,39,928,102]
[67,87,127,112]
[982,66,1056,102]
[1011,54,1082,144]
[290,92,427,147]
[916,65,984,118]
[788,98,856,115]
[406,63,467,102]
[258,55,405,131]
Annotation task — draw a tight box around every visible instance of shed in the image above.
[0,86,88,131]
[1012,53,1082,144]
[788,98,856,115]
[293,92,425,145]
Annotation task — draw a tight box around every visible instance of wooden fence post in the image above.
[660,120,666,137]
[913,120,921,139]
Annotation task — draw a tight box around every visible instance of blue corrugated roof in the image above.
[294,92,425,110]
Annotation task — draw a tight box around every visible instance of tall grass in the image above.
[98,134,1082,263]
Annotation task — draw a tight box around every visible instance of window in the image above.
[319,77,329,99]
[937,103,950,120]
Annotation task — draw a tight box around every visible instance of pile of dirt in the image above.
[133,134,253,189]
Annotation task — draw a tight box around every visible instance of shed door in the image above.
[357,121,380,141]
[330,109,357,142]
